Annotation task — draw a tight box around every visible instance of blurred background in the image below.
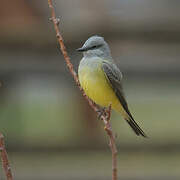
[0,0,180,179]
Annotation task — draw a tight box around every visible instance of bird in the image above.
[77,35,147,137]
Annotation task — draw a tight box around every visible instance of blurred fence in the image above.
[0,0,179,151]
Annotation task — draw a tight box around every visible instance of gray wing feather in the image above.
[102,61,130,116]
[102,61,147,137]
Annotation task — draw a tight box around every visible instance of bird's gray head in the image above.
[77,35,112,59]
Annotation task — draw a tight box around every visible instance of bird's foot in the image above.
[96,107,106,120]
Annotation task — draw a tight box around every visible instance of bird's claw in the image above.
[97,107,106,120]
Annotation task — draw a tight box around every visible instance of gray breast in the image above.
[79,57,103,72]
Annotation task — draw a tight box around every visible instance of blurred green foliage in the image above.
[1,78,179,149]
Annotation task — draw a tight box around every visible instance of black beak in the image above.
[76,47,87,52]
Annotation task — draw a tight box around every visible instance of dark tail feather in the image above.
[125,117,147,138]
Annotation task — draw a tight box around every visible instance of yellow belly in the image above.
[78,64,123,113]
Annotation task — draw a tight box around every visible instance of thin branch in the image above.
[104,105,118,180]
[0,133,13,180]
[47,0,97,112]
[47,1,118,180]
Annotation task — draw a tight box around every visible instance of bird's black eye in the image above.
[90,45,97,49]
[90,44,102,50]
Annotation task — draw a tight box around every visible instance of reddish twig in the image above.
[47,0,96,112]
[47,1,118,180]
[104,105,118,180]
[0,133,13,180]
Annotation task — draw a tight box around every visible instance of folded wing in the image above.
[102,61,147,137]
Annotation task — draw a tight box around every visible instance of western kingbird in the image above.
[77,35,147,137]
